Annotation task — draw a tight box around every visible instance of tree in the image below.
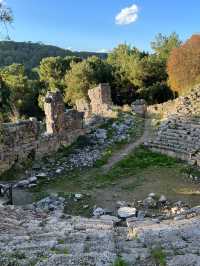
[0,2,13,39]
[65,56,112,104]
[151,32,182,61]
[135,55,174,104]
[0,77,10,122]
[0,64,41,120]
[38,56,81,91]
[167,35,200,94]
[107,44,146,104]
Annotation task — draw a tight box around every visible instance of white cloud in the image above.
[115,4,139,25]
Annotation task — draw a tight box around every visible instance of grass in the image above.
[29,145,192,217]
[151,247,166,266]
[103,146,178,182]
[113,257,128,266]
[11,251,26,260]
[57,239,65,244]
[51,247,68,255]
[31,146,190,194]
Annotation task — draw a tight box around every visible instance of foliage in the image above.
[137,81,174,104]
[107,44,145,104]
[0,77,11,121]
[39,56,81,91]
[65,56,113,104]
[113,258,128,266]
[167,34,200,94]
[151,247,166,266]
[151,32,182,61]
[107,41,175,105]
[0,64,43,121]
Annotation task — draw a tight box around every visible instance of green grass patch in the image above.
[113,257,128,266]
[151,247,166,266]
[51,247,68,255]
[104,146,178,181]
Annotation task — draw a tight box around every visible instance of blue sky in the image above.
[5,0,200,52]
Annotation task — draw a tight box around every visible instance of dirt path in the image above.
[102,118,151,172]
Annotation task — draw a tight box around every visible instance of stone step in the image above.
[149,141,191,153]
[36,252,116,266]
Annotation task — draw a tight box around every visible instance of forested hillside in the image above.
[0,41,107,70]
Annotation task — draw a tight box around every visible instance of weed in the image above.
[151,246,166,266]
[113,257,128,266]
[51,247,68,255]
[57,239,65,244]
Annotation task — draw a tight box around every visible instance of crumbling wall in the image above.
[147,98,181,120]
[75,98,91,119]
[88,83,115,118]
[76,83,117,119]
[44,90,65,134]
[131,99,147,117]
[0,90,84,175]
[88,83,112,115]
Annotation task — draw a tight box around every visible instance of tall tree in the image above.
[0,2,13,39]
[0,64,39,120]
[65,56,112,104]
[151,32,182,61]
[107,44,146,104]
[38,56,81,91]
[167,34,200,94]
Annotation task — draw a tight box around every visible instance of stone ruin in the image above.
[76,83,116,119]
[146,85,200,166]
[88,83,114,117]
[131,99,147,117]
[0,90,84,175]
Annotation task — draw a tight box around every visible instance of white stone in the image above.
[56,168,62,174]
[159,195,167,203]
[118,207,136,219]
[148,192,156,198]
[36,172,47,178]
[28,176,37,183]
[74,193,83,200]
[93,207,105,216]
[17,180,29,187]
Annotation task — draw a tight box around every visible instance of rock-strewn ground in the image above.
[7,112,143,190]
[0,204,200,266]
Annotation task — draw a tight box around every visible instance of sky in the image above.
[4,0,200,52]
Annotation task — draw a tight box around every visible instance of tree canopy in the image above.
[151,32,182,61]
[167,34,200,94]
[65,56,113,104]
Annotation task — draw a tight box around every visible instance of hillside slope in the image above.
[0,41,107,69]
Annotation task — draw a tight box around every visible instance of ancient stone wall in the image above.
[75,98,91,120]
[88,83,114,117]
[0,91,84,175]
[76,83,117,119]
[131,99,147,117]
[146,85,200,166]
